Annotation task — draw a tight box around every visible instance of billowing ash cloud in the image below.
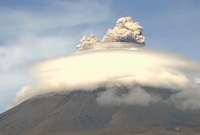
[102,16,145,44]
[77,35,99,50]
[16,47,200,110]
[78,17,145,50]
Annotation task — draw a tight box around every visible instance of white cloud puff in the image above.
[96,86,161,106]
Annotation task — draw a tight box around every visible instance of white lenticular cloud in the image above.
[33,50,193,90]
[16,47,199,107]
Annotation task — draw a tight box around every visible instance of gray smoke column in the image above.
[78,16,145,50]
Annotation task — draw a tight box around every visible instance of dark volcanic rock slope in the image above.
[1,89,200,135]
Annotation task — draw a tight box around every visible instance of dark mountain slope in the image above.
[1,88,200,135]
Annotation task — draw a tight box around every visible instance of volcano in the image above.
[1,87,200,135]
[1,16,199,135]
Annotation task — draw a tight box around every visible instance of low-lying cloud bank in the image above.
[96,85,161,106]
[16,46,200,110]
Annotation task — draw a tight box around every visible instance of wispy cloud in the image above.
[0,0,112,41]
[0,0,112,112]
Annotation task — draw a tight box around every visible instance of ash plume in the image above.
[77,34,99,50]
[102,16,145,44]
[77,16,145,50]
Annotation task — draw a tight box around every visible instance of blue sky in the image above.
[0,0,200,112]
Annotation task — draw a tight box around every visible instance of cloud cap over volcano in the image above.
[16,47,200,110]
[15,16,200,111]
